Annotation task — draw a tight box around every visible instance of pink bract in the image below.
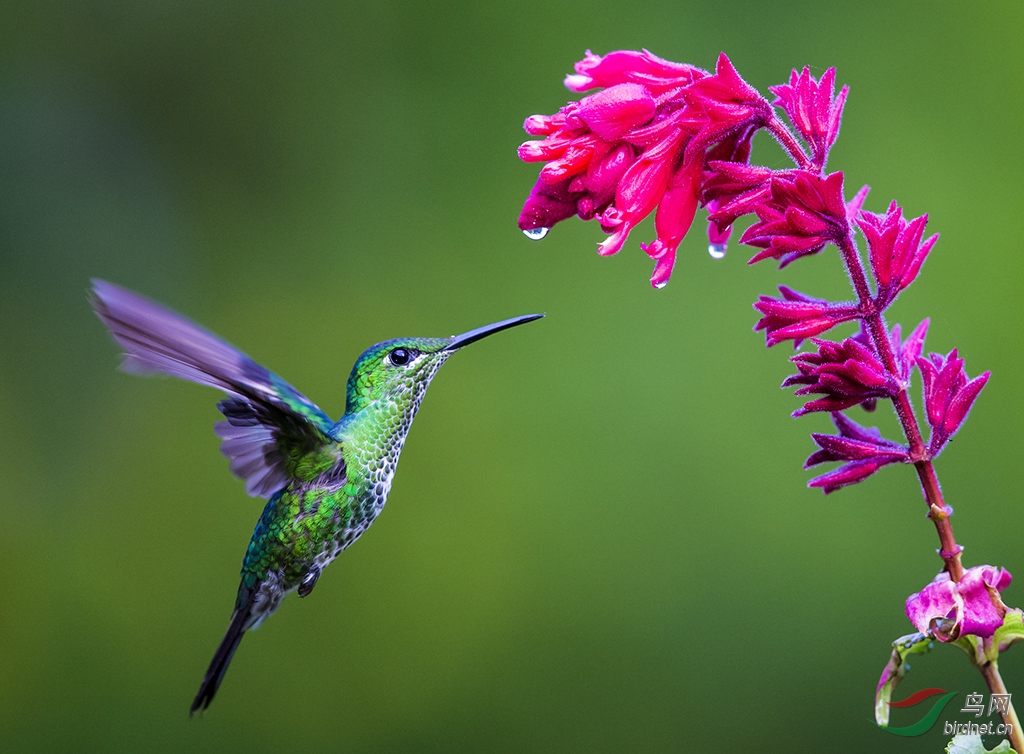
[769,67,848,169]
[906,566,1012,641]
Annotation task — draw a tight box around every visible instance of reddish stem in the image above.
[767,77,1007,748]
[832,232,964,582]
[765,115,815,172]
[979,658,1024,754]
[763,93,1024,747]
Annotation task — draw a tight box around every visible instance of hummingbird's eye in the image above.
[387,348,413,366]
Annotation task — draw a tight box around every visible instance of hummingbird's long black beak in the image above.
[445,314,544,350]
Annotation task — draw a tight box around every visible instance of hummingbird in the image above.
[90,280,542,715]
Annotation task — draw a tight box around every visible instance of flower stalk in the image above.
[517,49,1014,749]
[981,661,1023,746]
[832,231,966,581]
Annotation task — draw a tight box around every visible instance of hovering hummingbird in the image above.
[91,280,542,715]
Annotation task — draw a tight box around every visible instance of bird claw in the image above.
[298,568,320,597]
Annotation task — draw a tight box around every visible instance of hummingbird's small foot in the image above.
[298,568,321,597]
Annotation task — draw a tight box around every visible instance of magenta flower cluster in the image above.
[518,51,771,287]
[517,50,1009,666]
[517,49,989,496]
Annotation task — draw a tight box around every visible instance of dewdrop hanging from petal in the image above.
[516,48,1018,751]
[516,50,775,288]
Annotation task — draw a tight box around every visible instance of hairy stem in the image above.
[761,70,1010,749]
[767,93,1005,740]
[828,224,1024,741]
[980,660,1024,752]
[764,116,965,579]
[832,232,964,581]
[765,115,814,172]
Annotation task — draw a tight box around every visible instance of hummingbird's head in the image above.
[344,314,543,416]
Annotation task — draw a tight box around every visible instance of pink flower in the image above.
[769,67,848,169]
[564,49,706,94]
[680,53,772,155]
[785,336,895,416]
[703,160,772,235]
[577,83,657,142]
[906,565,1012,641]
[857,202,938,310]
[595,140,682,258]
[573,143,636,220]
[517,54,869,288]
[518,175,577,232]
[517,93,644,233]
[886,319,930,383]
[804,413,909,494]
[517,50,777,288]
[640,158,702,288]
[741,170,848,267]
[916,349,990,456]
[753,286,859,347]
[517,61,692,280]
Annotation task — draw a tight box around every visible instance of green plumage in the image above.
[90,279,541,715]
[241,487,346,590]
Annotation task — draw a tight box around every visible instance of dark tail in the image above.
[190,607,249,716]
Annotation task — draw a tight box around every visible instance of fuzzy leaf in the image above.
[996,610,1024,653]
[947,734,1017,754]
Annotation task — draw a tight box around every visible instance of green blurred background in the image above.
[0,1,1021,751]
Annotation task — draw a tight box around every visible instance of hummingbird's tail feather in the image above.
[190,607,250,716]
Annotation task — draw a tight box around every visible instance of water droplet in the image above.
[653,279,668,290]
[523,227,550,241]
[708,243,727,259]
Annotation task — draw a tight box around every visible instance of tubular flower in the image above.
[804,413,909,494]
[857,202,938,310]
[564,49,705,94]
[753,286,859,347]
[640,158,702,288]
[906,566,1012,641]
[887,319,930,383]
[840,319,930,412]
[518,94,648,232]
[916,349,990,456]
[703,160,772,236]
[518,175,577,232]
[518,50,778,288]
[679,53,772,156]
[595,139,681,258]
[698,123,756,255]
[518,69,694,286]
[741,170,848,267]
[784,336,895,416]
[517,54,867,287]
[769,67,848,169]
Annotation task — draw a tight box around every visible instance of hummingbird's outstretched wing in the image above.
[91,280,337,498]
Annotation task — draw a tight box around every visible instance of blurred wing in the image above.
[91,279,337,498]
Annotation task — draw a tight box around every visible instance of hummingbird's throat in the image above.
[345,356,448,513]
